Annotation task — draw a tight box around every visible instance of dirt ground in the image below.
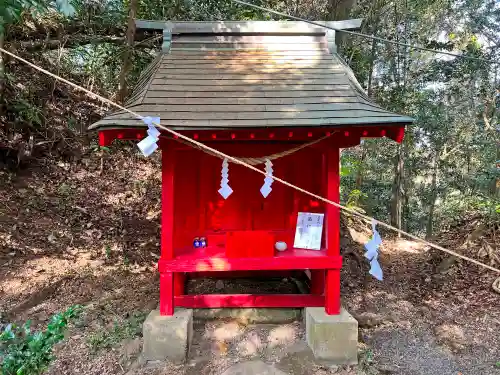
[1,148,499,375]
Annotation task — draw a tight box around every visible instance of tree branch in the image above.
[6,33,157,52]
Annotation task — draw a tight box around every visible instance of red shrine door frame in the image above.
[158,139,342,316]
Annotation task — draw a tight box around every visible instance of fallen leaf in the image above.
[216,341,228,355]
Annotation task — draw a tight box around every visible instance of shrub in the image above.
[0,305,81,375]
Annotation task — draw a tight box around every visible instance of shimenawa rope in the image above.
[1,46,498,275]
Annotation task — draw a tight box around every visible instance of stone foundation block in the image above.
[305,307,358,364]
[142,309,193,364]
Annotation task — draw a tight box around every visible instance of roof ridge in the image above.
[124,54,162,107]
[331,53,410,117]
[138,54,163,106]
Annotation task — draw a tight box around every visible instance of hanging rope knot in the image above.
[218,158,233,199]
[260,159,273,198]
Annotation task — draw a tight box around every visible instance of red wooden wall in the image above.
[172,142,326,253]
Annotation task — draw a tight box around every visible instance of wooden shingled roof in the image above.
[89,21,413,130]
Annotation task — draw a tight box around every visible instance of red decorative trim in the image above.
[96,125,406,146]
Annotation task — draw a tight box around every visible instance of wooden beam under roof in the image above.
[134,20,363,34]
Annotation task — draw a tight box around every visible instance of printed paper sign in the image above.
[293,212,324,250]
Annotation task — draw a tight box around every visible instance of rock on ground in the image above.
[220,360,286,375]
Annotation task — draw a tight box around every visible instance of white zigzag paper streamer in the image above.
[218,158,233,199]
[260,159,273,198]
[364,220,383,281]
[137,116,160,157]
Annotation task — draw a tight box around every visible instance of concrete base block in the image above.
[142,309,193,364]
[305,307,358,365]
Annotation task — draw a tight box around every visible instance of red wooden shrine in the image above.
[98,126,405,315]
[91,20,412,316]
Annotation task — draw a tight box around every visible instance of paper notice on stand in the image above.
[293,212,324,250]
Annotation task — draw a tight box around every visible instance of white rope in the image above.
[1,46,499,275]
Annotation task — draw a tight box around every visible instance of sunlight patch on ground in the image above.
[385,239,428,254]
[347,226,370,244]
[237,331,263,356]
[267,325,298,348]
[210,321,244,341]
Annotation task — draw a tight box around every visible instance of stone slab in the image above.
[305,307,358,364]
[193,308,301,324]
[221,360,287,375]
[142,309,193,364]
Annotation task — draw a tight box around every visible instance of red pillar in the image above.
[160,272,174,315]
[310,271,325,295]
[159,143,175,315]
[310,150,329,295]
[174,273,185,296]
[325,146,341,315]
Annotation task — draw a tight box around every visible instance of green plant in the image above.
[12,99,44,127]
[495,361,500,369]
[57,183,71,197]
[358,348,377,374]
[86,311,147,353]
[0,305,81,375]
[104,245,111,258]
[90,145,111,154]
[346,189,368,212]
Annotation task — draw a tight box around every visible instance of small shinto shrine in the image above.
[90,20,413,363]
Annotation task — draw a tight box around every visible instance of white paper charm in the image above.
[137,116,161,157]
[147,124,160,139]
[260,184,272,198]
[260,159,273,198]
[364,220,383,280]
[369,254,383,281]
[218,158,233,199]
[137,136,158,157]
[143,116,161,137]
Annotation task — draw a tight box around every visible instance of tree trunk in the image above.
[327,0,356,47]
[117,0,138,104]
[402,140,410,232]
[355,143,368,190]
[495,145,500,198]
[0,28,5,104]
[426,151,440,239]
[390,143,404,231]
[367,37,377,97]
[327,0,356,20]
